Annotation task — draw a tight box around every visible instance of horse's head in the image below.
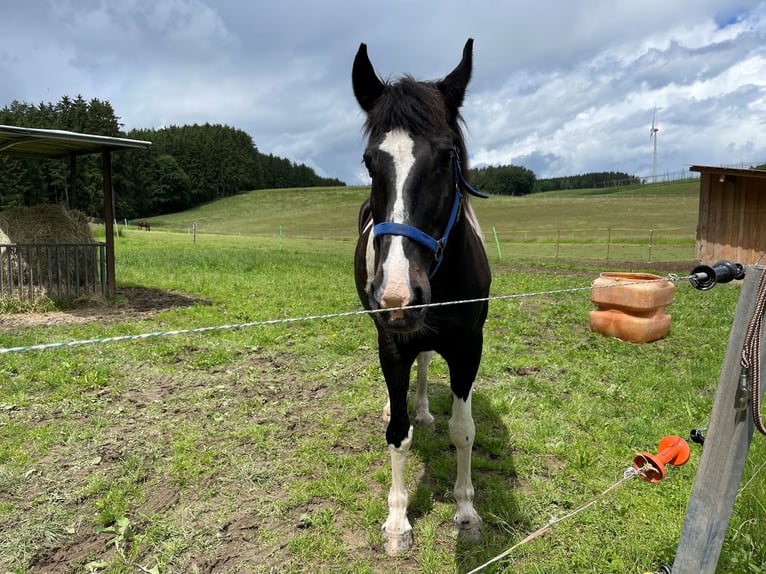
[353,40,474,333]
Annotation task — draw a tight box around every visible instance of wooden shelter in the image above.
[0,125,151,295]
[691,164,766,265]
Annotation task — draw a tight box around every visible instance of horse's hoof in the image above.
[383,528,413,556]
[457,522,482,543]
[415,412,435,429]
[455,513,482,543]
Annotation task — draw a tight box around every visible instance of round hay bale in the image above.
[0,204,94,244]
[0,205,98,300]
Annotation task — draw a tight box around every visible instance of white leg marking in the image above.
[382,390,391,423]
[449,391,481,540]
[383,425,414,556]
[414,352,435,427]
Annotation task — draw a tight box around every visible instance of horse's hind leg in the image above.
[414,351,435,427]
[449,389,481,540]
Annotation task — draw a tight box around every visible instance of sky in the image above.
[2,0,766,185]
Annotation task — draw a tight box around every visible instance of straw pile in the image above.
[0,204,94,244]
[0,205,98,300]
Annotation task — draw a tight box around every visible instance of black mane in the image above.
[363,77,466,147]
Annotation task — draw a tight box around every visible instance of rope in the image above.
[466,466,647,574]
[0,274,691,355]
[741,268,766,435]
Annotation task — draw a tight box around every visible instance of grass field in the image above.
[1,183,765,573]
[143,180,701,235]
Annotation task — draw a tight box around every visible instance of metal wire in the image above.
[466,466,647,574]
[0,274,692,355]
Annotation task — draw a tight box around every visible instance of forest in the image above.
[1,96,661,218]
[0,96,344,219]
[468,164,641,196]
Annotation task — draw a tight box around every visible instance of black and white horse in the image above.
[352,39,491,556]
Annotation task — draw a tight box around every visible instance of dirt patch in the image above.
[0,287,209,333]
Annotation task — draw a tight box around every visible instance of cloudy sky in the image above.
[2,1,766,185]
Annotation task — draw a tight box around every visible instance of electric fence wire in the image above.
[466,465,650,574]
[0,274,695,355]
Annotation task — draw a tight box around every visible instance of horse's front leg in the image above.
[382,351,434,426]
[379,337,417,556]
[449,389,481,540]
[383,423,413,556]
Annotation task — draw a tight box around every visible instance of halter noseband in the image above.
[372,146,488,278]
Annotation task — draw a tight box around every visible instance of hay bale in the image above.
[0,204,94,244]
[0,205,98,299]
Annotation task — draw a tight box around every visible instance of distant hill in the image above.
[140,180,699,242]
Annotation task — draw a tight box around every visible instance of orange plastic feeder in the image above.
[589,272,675,343]
[632,435,690,484]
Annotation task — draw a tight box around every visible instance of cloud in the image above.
[2,0,766,184]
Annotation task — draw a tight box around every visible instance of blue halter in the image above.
[372,147,488,278]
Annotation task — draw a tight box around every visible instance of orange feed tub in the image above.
[589,272,675,343]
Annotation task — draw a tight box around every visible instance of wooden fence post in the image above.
[673,265,765,573]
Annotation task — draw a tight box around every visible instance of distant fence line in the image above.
[0,243,107,301]
[488,227,696,263]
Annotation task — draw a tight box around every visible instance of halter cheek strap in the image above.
[372,146,487,279]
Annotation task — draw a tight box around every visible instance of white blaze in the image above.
[376,130,416,312]
[379,129,414,224]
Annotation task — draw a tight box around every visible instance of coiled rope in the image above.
[741,268,766,435]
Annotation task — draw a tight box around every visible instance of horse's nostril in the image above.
[412,286,424,305]
[380,292,408,320]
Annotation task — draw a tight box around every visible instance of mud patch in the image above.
[0,286,209,333]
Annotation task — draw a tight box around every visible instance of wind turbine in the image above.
[650,108,659,184]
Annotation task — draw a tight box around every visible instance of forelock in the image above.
[363,77,453,140]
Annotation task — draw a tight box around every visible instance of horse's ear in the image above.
[438,38,473,118]
[353,43,385,113]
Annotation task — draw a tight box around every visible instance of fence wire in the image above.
[0,274,692,355]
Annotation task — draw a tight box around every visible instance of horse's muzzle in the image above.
[376,306,427,333]
[373,285,428,333]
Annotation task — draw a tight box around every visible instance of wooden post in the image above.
[102,150,116,296]
[69,152,78,210]
[673,265,765,573]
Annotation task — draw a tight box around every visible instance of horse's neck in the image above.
[436,207,489,288]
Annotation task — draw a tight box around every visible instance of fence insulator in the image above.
[689,260,746,291]
[689,428,705,446]
[633,435,691,483]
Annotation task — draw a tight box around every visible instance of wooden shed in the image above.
[0,125,151,296]
[691,164,766,265]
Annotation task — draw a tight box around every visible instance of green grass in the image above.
[139,181,700,239]
[132,181,700,265]
[1,182,764,573]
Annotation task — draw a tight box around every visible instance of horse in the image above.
[352,38,491,556]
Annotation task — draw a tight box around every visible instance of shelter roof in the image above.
[690,164,766,180]
[0,124,151,159]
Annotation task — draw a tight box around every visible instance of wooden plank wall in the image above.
[696,174,766,265]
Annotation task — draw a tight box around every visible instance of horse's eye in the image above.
[439,148,455,169]
[363,154,374,177]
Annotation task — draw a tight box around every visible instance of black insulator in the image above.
[690,429,705,445]
[658,565,673,574]
[689,260,746,291]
